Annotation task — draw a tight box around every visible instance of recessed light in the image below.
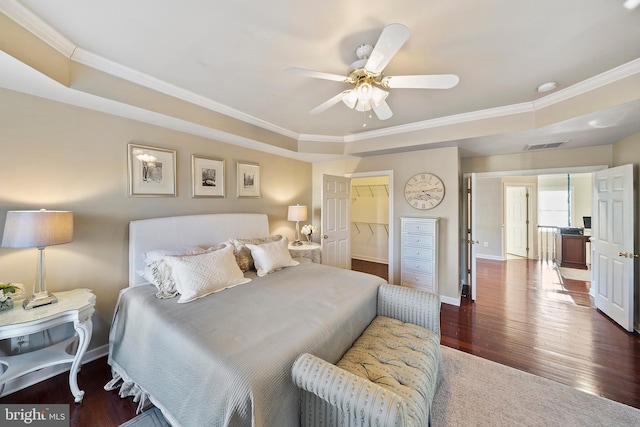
[624,0,640,10]
[537,81,558,93]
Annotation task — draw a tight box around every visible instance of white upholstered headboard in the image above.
[128,213,269,287]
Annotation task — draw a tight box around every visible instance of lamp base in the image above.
[291,240,303,246]
[23,292,58,310]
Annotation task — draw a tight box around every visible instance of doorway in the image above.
[465,166,604,301]
[349,171,394,283]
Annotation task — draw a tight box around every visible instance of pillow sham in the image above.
[245,237,299,277]
[137,246,207,298]
[231,235,283,271]
[164,244,251,303]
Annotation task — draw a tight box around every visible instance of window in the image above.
[538,190,570,227]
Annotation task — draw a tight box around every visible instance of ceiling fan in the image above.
[284,23,459,120]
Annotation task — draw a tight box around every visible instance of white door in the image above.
[322,174,351,269]
[592,164,635,332]
[506,185,529,258]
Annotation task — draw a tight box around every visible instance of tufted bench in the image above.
[292,284,443,427]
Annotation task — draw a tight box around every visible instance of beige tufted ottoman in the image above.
[292,284,443,427]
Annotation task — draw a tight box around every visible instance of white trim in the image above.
[0,0,76,58]
[347,170,395,284]
[476,254,505,261]
[441,295,461,307]
[343,102,534,143]
[533,58,640,110]
[0,344,108,398]
[70,48,299,141]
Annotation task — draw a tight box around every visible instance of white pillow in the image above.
[246,237,299,277]
[138,246,207,298]
[164,244,251,303]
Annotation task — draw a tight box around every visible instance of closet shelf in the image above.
[352,184,389,197]
[352,221,389,236]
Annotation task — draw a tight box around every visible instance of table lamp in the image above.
[1,209,74,309]
[287,205,307,246]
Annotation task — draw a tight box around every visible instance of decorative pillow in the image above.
[245,237,299,277]
[231,235,283,271]
[137,246,207,298]
[164,244,251,303]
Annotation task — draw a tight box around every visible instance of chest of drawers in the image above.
[400,217,439,293]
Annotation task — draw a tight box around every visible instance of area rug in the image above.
[431,345,640,426]
[119,346,640,426]
[558,266,591,282]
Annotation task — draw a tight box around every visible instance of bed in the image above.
[107,213,387,427]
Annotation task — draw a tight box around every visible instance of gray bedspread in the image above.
[108,262,386,427]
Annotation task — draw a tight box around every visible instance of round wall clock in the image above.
[404,173,445,210]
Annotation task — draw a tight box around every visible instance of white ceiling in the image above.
[1,0,639,161]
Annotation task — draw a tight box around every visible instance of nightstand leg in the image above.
[70,316,92,403]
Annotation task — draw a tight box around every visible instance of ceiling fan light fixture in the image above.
[342,90,358,109]
[356,81,373,102]
[371,86,388,106]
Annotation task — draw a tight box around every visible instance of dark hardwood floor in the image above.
[441,258,640,409]
[351,258,388,281]
[1,257,638,426]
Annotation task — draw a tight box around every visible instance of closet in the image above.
[351,177,389,264]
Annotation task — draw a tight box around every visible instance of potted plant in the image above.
[0,283,23,311]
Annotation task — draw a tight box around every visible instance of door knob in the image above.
[323,235,328,239]
[618,252,639,258]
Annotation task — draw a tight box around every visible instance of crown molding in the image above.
[533,57,640,110]
[343,102,535,143]
[3,1,638,149]
[297,133,345,143]
[70,48,299,140]
[0,0,75,57]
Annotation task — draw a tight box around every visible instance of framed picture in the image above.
[128,143,177,197]
[192,155,225,198]
[236,161,261,198]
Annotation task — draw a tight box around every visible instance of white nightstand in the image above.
[0,288,95,402]
[288,241,322,263]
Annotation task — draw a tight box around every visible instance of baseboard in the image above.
[476,254,504,261]
[441,294,461,307]
[0,344,109,398]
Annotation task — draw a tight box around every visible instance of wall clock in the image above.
[404,173,445,210]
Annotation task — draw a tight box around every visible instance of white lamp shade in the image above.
[287,205,308,222]
[2,210,74,248]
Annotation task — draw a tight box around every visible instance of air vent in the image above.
[525,141,567,151]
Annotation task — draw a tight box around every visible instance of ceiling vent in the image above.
[525,141,567,151]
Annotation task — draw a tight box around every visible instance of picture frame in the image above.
[192,155,225,198]
[128,143,177,197]
[236,161,261,198]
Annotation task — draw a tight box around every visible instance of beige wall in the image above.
[313,147,461,303]
[613,132,640,165]
[461,145,614,174]
[0,88,312,352]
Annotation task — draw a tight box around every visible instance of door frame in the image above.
[463,164,608,302]
[503,183,535,259]
[347,170,395,284]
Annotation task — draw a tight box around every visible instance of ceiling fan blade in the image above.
[310,90,352,114]
[365,23,410,75]
[283,67,347,82]
[383,74,460,89]
[372,101,393,120]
